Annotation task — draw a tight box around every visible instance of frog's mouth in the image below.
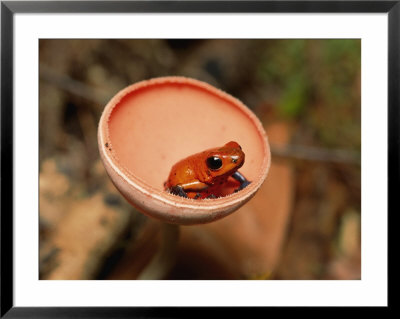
[220,158,244,179]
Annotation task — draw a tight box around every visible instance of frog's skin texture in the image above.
[164,141,251,199]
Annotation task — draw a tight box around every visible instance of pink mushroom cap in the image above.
[98,76,271,225]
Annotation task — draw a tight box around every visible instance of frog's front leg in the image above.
[169,181,208,199]
[232,171,251,192]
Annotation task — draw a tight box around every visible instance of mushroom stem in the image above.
[137,223,180,280]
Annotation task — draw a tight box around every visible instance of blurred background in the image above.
[39,39,361,280]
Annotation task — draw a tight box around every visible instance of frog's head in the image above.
[204,141,245,179]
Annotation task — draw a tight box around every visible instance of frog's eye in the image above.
[206,156,223,170]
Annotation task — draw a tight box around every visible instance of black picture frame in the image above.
[1,0,396,317]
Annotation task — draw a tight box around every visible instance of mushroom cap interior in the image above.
[107,80,265,190]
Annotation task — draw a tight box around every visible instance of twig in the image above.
[271,144,360,165]
[39,64,113,105]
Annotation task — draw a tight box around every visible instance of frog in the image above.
[164,141,251,199]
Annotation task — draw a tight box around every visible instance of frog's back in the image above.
[164,155,199,189]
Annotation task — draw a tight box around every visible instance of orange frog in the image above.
[164,141,251,199]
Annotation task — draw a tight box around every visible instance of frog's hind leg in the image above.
[168,185,188,198]
[232,171,251,192]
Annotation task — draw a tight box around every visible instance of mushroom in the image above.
[98,76,270,278]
